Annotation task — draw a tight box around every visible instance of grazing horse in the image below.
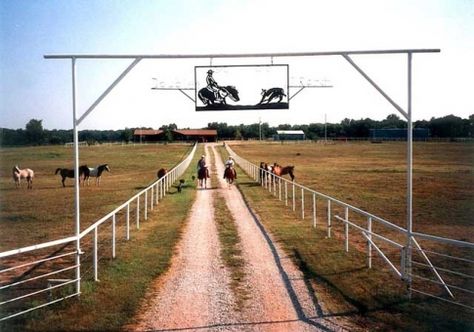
[272,164,295,181]
[224,166,236,187]
[55,165,89,187]
[157,168,167,179]
[84,164,110,186]
[12,165,34,189]
[197,166,209,188]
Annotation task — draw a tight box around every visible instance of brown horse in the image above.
[55,165,89,187]
[12,165,34,189]
[198,166,209,188]
[272,164,295,181]
[224,166,236,187]
[157,168,167,179]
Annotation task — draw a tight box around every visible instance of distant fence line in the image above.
[226,144,474,310]
[0,143,197,322]
[220,137,474,143]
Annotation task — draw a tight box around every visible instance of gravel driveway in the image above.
[128,144,351,331]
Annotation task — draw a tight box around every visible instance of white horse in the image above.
[85,164,110,186]
[12,165,34,189]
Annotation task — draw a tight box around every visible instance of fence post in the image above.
[285,181,288,206]
[292,183,296,211]
[93,227,98,281]
[344,207,349,252]
[150,185,154,211]
[327,199,331,238]
[312,193,317,228]
[400,246,406,279]
[367,216,372,268]
[164,177,167,197]
[136,195,140,229]
[145,190,148,220]
[278,178,282,201]
[273,176,277,196]
[301,188,305,219]
[112,214,116,258]
[126,203,130,240]
[156,182,159,204]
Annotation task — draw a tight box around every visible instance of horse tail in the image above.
[55,168,61,175]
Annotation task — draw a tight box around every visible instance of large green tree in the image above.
[25,119,44,144]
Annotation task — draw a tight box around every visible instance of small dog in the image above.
[177,179,185,193]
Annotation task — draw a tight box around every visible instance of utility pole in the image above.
[259,117,262,141]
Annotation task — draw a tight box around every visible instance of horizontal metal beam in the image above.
[151,87,194,90]
[44,49,440,60]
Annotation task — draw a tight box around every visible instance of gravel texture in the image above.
[128,144,353,331]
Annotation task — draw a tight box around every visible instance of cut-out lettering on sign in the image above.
[195,65,289,111]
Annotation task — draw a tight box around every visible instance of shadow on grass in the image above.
[235,184,337,331]
[292,249,369,314]
[234,179,421,328]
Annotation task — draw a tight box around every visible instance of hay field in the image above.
[230,141,473,241]
[0,143,193,251]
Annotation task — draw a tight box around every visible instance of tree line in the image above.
[0,114,472,147]
[208,114,473,140]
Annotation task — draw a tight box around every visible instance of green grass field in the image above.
[0,143,199,330]
[229,141,473,241]
[0,143,192,250]
[225,141,474,331]
[1,141,472,330]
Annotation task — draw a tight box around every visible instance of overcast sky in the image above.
[0,0,472,130]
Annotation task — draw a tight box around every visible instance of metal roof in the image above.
[276,130,305,135]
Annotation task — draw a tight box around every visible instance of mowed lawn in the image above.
[0,143,193,251]
[230,141,474,241]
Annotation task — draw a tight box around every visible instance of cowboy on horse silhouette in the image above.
[198,70,240,106]
[206,69,220,101]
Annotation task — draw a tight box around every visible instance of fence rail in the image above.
[226,144,474,309]
[0,143,197,321]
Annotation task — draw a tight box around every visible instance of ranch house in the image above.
[133,129,164,142]
[173,129,218,142]
[133,129,218,142]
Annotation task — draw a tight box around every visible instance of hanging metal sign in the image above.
[195,64,289,111]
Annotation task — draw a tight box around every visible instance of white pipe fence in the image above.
[0,143,196,322]
[226,144,474,310]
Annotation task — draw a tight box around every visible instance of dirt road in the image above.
[129,143,349,331]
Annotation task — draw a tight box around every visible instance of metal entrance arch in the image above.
[44,48,440,296]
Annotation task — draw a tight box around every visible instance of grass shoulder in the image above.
[2,146,203,331]
[227,148,472,331]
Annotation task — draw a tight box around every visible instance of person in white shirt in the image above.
[224,156,237,179]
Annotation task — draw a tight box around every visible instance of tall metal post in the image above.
[406,52,413,296]
[72,57,81,295]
